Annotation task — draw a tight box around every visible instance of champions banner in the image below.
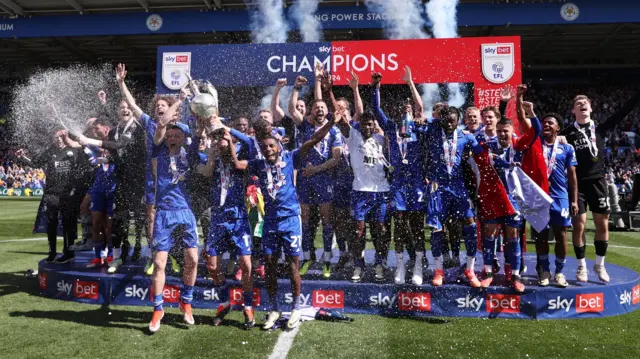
[0,187,43,197]
[156,36,522,111]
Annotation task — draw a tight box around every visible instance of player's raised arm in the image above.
[299,106,343,159]
[515,84,533,132]
[154,93,185,145]
[568,161,579,216]
[288,76,307,126]
[403,66,424,121]
[228,130,248,171]
[116,63,143,120]
[346,71,364,122]
[271,78,286,123]
[314,62,324,101]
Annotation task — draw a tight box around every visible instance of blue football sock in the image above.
[555,257,566,275]
[94,245,103,259]
[181,285,194,304]
[153,294,163,311]
[507,237,521,273]
[463,223,478,257]
[482,236,496,265]
[107,244,113,257]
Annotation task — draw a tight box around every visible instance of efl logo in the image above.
[74,280,99,300]
[576,293,604,313]
[486,294,520,314]
[150,285,180,303]
[230,288,261,307]
[312,290,344,309]
[497,46,511,54]
[398,292,431,312]
[176,56,188,63]
[633,284,640,305]
[38,273,47,291]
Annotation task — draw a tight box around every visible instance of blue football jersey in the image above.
[248,150,301,219]
[153,144,191,211]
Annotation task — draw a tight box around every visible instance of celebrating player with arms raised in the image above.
[229,106,344,330]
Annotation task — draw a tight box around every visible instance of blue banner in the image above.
[1,1,639,39]
[39,254,640,320]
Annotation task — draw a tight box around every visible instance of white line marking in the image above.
[0,237,47,243]
[268,325,301,359]
[586,243,640,250]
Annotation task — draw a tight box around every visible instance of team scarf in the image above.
[219,159,231,206]
[442,129,458,175]
[265,158,286,200]
[543,138,560,178]
[573,120,598,157]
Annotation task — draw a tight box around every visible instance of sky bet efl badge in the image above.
[162,52,191,90]
[481,43,515,84]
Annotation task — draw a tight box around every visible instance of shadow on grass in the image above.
[9,305,193,334]
[0,271,41,297]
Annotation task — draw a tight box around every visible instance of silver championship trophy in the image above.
[184,72,220,134]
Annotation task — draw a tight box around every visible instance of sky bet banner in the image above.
[39,257,640,320]
[157,36,522,111]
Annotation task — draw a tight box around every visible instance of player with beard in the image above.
[288,74,342,278]
[373,66,428,285]
[15,131,83,264]
[424,106,483,287]
[229,106,343,330]
[559,90,640,282]
[335,73,392,283]
[533,113,578,287]
[115,64,191,275]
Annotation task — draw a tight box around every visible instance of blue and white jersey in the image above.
[424,126,481,186]
[247,150,301,219]
[542,139,577,199]
[85,145,116,193]
[153,144,191,211]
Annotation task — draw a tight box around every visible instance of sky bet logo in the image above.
[548,296,574,313]
[621,284,640,306]
[576,293,604,313]
[38,273,47,291]
[230,288,261,307]
[164,55,188,63]
[370,293,396,308]
[285,290,344,309]
[149,285,180,303]
[125,284,149,300]
[484,46,511,55]
[58,280,99,300]
[318,46,331,53]
[398,292,431,312]
[456,295,484,312]
[486,294,520,313]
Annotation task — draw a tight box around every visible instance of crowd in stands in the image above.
[0,160,46,190]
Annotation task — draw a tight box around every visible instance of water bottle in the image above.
[399,98,412,138]
[83,147,98,166]
[315,308,354,322]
